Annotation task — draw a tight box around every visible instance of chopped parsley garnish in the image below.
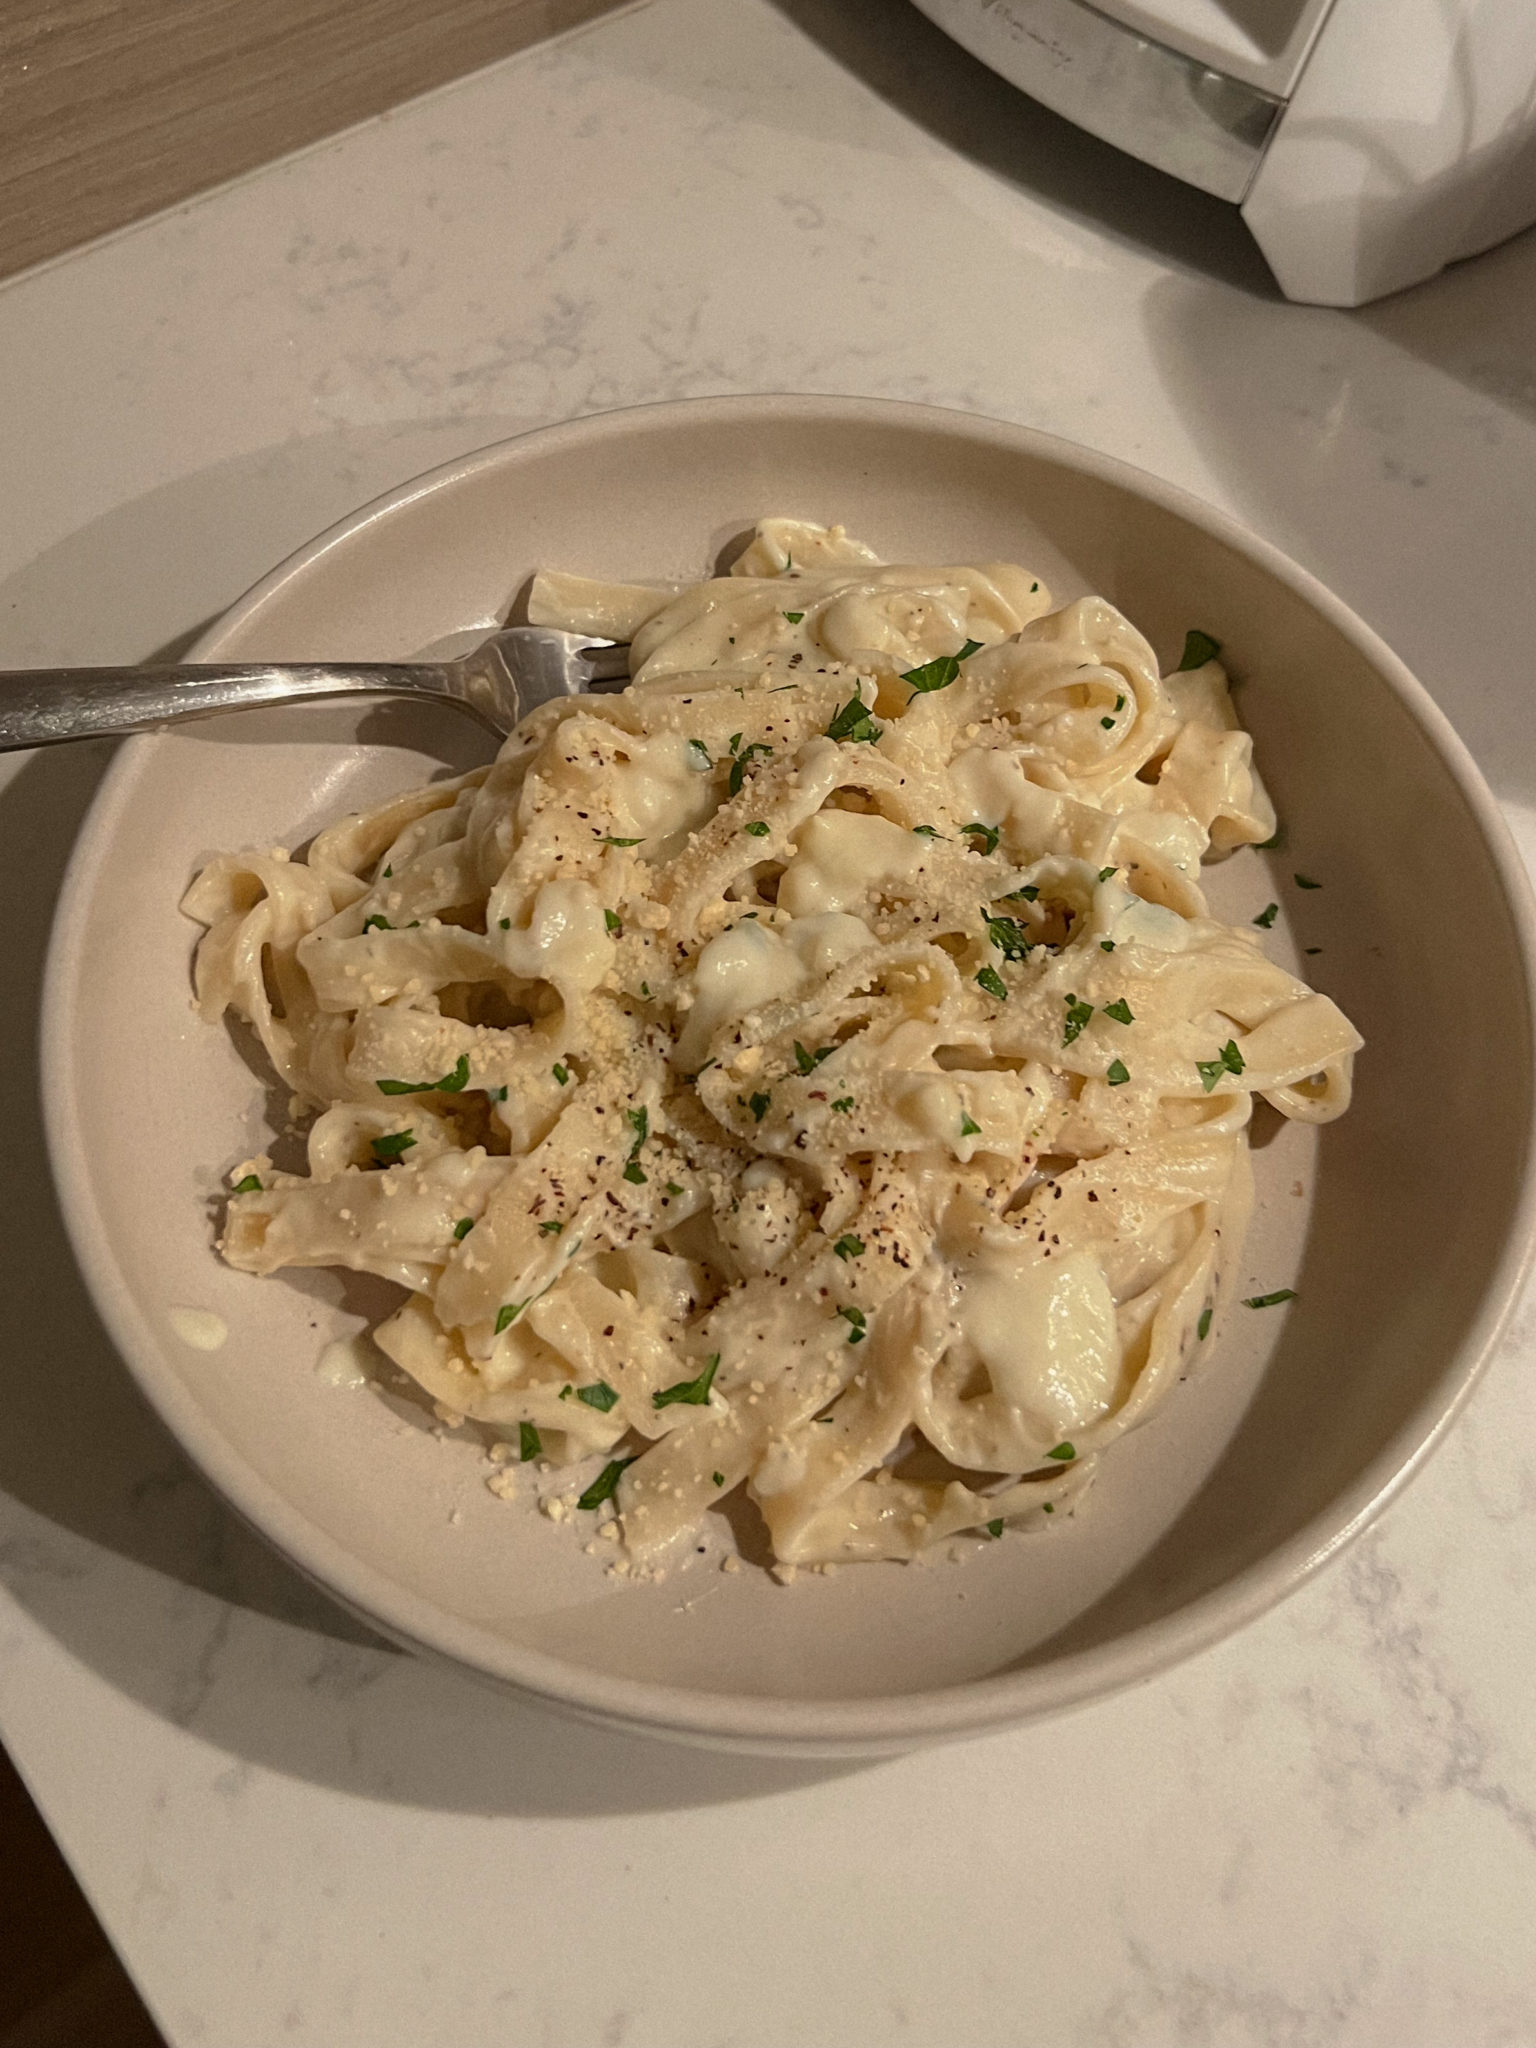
[959,1112,982,1137]
[377,1053,471,1096]
[487,1085,508,1102]
[1063,995,1094,1045]
[983,908,1032,960]
[577,1457,638,1510]
[1175,629,1222,672]
[576,1381,619,1412]
[1100,716,1115,730]
[539,1219,562,1235]
[453,1217,474,1240]
[604,909,621,933]
[231,1174,262,1194]
[987,1518,1004,1538]
[794,1040,835,1073]
[1244,1288,1296,1309]
[1196,1039,1246,1092]
[826,694,882,744]
[381,865,392,878]
[553,1062,569,1085]
[1106,1058,1130,1086]
[1197,1307,1212,1341]
[1255,826,1283,850]
[744,821,770,837]
[370,1130,416,1164]
[640,982,650,998]
[1306,946,1322,956]
[728,741,773,796]
[901,639,983,694]
[1046,1442,1076,1461]
[831,1096,855,1113]
[1103,998,1134,1025]
[653,1354,720,1408]
[912,824,943,838]
[664,1181,683,1196]
[688,738,712,768]
[783,610,804,624]
[837,1305,867,1344]
[494,1301,525,1333]
[833,1234,865,1261]
[1042,1501,1054,1514]
[623,1105,649,1182]
[748,1091,771,1122]
[1294,873,1322,890]
[1100,939,1116,952]
[601,835,644,847]
[962,821,1000,856]
[1115,695,1125,711]
[976,965,1008,1002]
[1008,884,1040,902]
[1098,866,1117,883]
[713,1471,725,1487]
[362,914,392,933]
[519,1422,542,1460]
[1253,903,1279,928]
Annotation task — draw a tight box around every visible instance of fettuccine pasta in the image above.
[184,518,1360,1570]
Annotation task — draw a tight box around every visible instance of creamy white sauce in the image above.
[817,583,970,665]
[948,746,1021,827]
[677,912,873,1069]
[889,1073,965,1150]
[316,1335,373,1390]
[948,747,1070,855]
[168,1306,228,1352]
[1113,808,1206,881]
[753,1433,811,1496]
[888,1068,1031,1160]
[777,811,928,917]
[678,921,800,1070]
[958,1245,1120,1435]
[608,731,719,855]
[1107,885,1195,951]
[734,518,883,576]
[500,878,612,991]
[782,910,877,977]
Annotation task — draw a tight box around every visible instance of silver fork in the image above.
[0,627,632,752]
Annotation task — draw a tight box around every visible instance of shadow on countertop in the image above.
[0,431,866,1823]
[769,0,1279,295]
[1139,222,1536,808]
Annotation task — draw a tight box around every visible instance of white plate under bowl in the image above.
[43,397,1536,1754]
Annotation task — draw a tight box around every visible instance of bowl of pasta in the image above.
[45,396,1536,1753]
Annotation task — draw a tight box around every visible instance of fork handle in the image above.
[0,661,475,752]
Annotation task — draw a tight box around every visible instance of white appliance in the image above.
[911,0,1536,305]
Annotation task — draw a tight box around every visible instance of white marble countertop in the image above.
[2,3,1534,2042]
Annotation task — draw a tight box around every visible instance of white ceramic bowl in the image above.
[44,397,1536,1754]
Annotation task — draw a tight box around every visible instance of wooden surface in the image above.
[0,1744,164,2048]
[0,0,628,284]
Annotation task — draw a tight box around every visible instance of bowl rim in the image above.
[42,393,1536,1750]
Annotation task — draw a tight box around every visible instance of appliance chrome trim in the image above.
[912,0,1284,202]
